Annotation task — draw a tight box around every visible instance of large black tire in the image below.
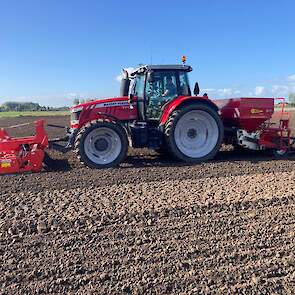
[164,103,224,163]
[74,120,128,169]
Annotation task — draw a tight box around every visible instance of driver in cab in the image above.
[162,76,177,97]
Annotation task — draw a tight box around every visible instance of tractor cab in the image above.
[117,64,222,155]
[126,65,197,121]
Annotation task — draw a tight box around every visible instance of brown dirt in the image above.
[1,115,295,294]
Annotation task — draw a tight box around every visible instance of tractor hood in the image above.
[70,95,137,129]
[71,96,129,112]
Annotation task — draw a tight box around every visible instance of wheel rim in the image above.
[174,110,219,158]
[84,127,122,165]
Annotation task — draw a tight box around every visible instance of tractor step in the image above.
[130,124,163,149]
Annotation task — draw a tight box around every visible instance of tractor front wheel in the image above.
[74,120,128,169]
[164,103,223,163]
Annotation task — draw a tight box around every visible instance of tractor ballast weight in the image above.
[0,120,48,174]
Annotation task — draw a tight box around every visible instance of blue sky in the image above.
[0,0,295,106]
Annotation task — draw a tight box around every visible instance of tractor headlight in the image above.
[71,107,83,123]
[70,106,83,126]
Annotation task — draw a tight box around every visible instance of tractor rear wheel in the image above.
[164,103,223,163]
[74,120,128,169]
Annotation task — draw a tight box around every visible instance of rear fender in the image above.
[160,96,219,125]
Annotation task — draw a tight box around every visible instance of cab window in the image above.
[145,71,178,119]
[179,72,191,96]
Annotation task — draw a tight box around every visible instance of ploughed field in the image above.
[1,115,295,294]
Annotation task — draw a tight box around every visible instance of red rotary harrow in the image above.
[0,120,48,174]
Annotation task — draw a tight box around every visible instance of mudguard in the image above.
[160,96,219,125]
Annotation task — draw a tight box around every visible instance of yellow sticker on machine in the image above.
[1,160,11,168]
[250,108,264,114]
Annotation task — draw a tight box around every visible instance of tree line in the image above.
[0,102,68,112]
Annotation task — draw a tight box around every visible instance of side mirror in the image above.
[194,82,200,96]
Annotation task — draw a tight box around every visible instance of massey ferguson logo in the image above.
[95,101,129,108]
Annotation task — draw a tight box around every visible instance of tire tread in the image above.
[74,119,128,168]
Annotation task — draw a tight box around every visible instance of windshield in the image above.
[178,71,191,96]
[145,71,178,119]
[146,71,178,100]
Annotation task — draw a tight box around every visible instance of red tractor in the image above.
[56,64,224,168]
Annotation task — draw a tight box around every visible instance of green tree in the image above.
[1,101,42,111]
